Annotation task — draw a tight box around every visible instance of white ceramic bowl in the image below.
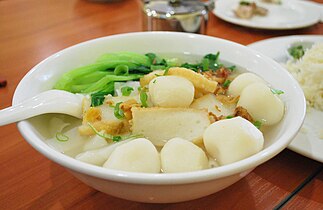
[14,32,306,203]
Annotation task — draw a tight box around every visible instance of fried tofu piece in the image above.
[140,67,218,94]
[131,107,211,146]
[78,120,130,136]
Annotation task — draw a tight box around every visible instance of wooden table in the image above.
[0,0,322,209]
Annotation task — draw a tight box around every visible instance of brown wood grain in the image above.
[283,169,323,209]
[0,0,322,209]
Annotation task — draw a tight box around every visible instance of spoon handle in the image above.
[0,90,83,126]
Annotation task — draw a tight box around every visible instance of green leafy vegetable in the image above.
[114,102,125,119]
[54,51,235,95]
[91,87,114,107]
[55,132,69,142]
[114,64,129,76]
[288,45,305,60]
[121,86,134,96]
[82,74,142,93]
[226,115,234,119]
[271,88,284,95]
[54,52,153,93]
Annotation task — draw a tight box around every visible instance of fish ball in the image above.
[148,76,194,108]
[203,117,264,165]
[160,138,209,173]
[237,83,284,125]
[228,73,265,97]
[103,138,160,173]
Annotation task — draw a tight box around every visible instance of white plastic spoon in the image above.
[0,90,84,126]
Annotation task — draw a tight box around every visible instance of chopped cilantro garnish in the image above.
[240,1,251,5]
[271,88,284,95]
[253,121,262,129]
[223,80,231,88]
[112,136,122,142]
[227,65,236,71]
[288,45,305,60]
[55,132,69,142]
[121,86,134,96]
[226,115,234,119]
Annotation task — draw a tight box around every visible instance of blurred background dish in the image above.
[213,0,321,30]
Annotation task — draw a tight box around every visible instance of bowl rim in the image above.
[15,31,306,185]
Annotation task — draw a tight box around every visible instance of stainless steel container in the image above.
[142,0,214,34]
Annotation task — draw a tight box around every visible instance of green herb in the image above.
[271,88,284,95]
[240,1,251,5]
[111,136,121,142]
[203,52,221,71]
[121,86,134,96]
[288,45,305,60]
[140,90,148,108]
[145,53,167,68]
[180,63,200,72]
[114,102,125,119]
[253,121,262,129]
[180,52,222,72]
[226,115,234,119]
[227,65,236,71]
[90,91,110,107]
[223,80,231,88]
[87,122,143,142]
[55,132,69,142]
[153,79,157,84]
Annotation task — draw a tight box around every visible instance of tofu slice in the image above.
[131,107,211,146]
[190,94,236,117]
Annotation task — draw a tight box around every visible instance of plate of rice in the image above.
[248,35,323,163]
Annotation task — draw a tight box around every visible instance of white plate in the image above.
[213,0,321,30]
[248,35,323,163]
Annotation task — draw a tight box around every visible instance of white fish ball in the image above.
[103,138,160,173]
[76,139,131,166]
[160,138,209,173]
[148,76,195,108]
[228,73,265,97]
[237,83,285,125]
[203,117,264,165]
[83,135,108,151]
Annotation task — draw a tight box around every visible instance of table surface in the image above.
[0,0,322,209]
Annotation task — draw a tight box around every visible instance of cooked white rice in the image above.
[285,42,323,111]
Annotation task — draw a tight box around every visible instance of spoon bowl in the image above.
[0,90,83,126]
